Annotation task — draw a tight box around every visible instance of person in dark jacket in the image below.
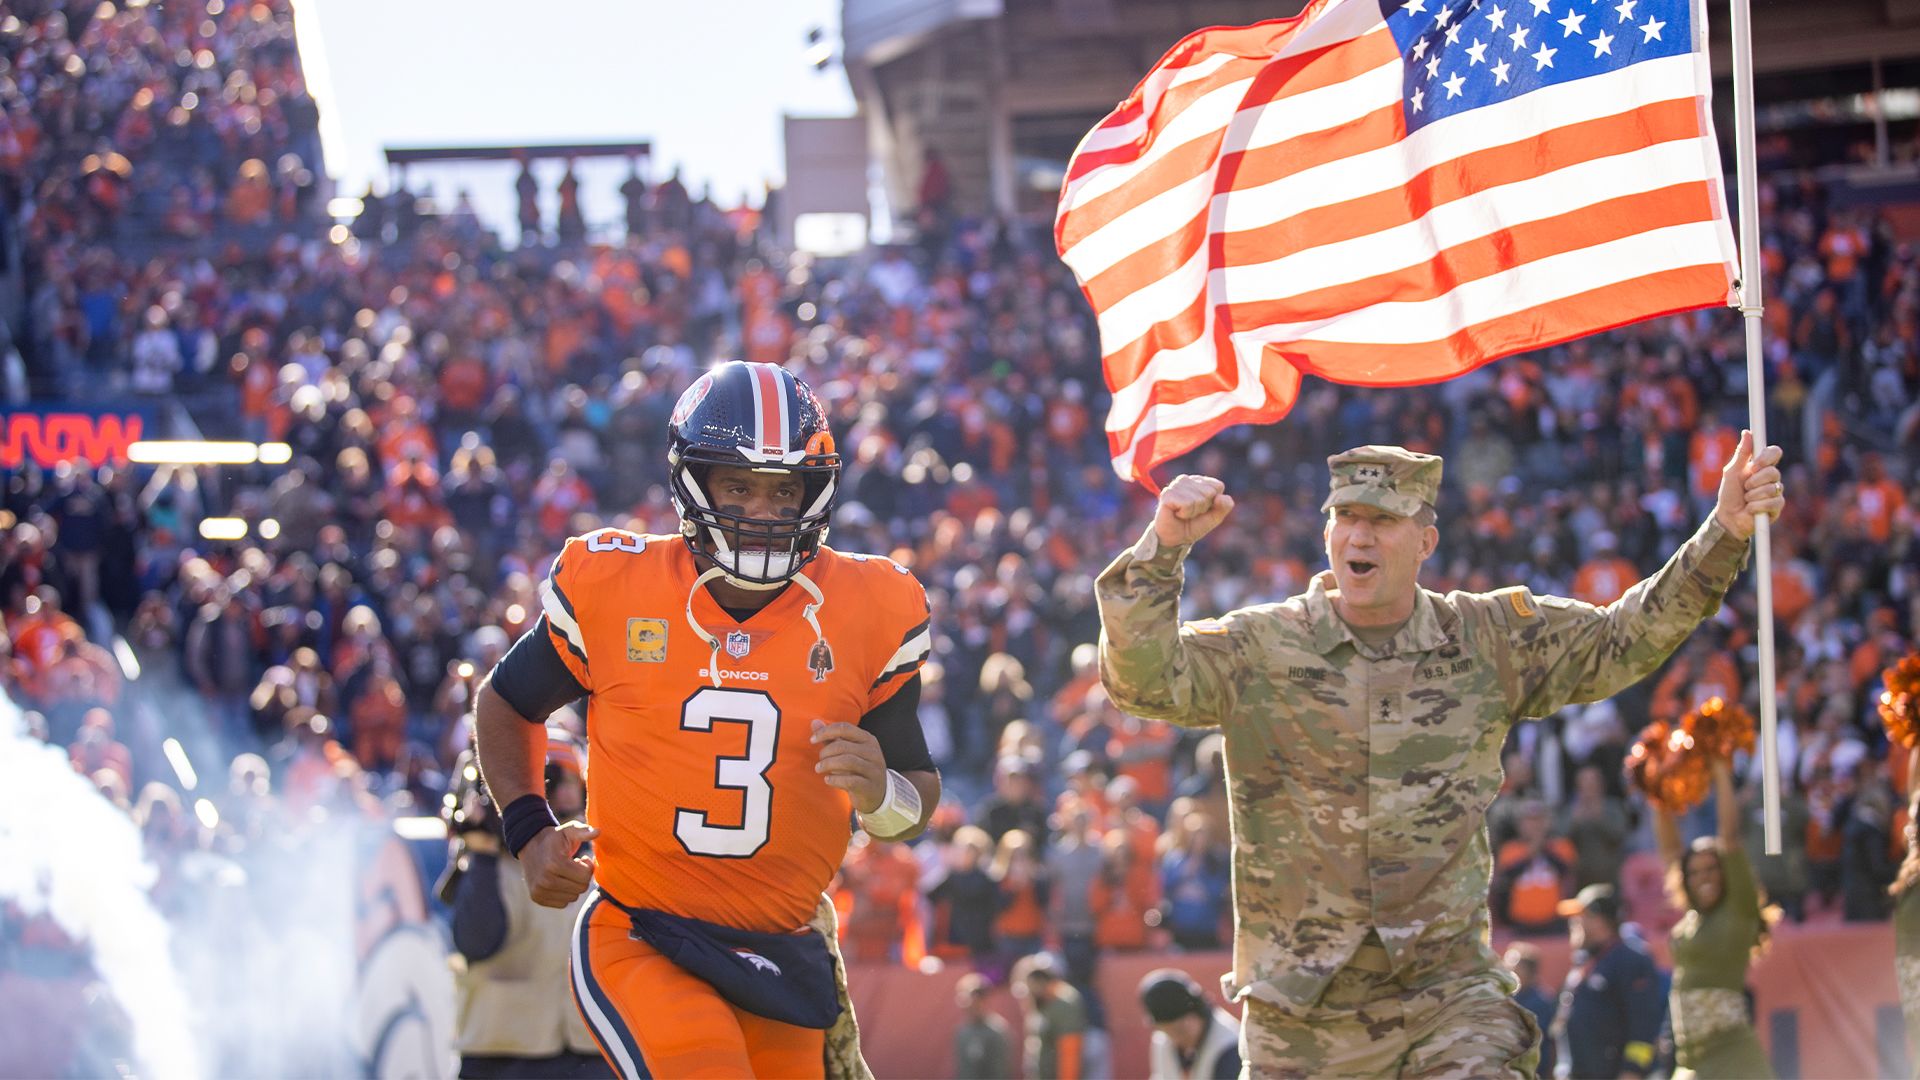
[1504,943,1557,1079]
[1553,885,1664,1079]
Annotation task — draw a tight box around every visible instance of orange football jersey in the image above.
[538,528,931,933]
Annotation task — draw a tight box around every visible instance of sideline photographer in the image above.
[439,726,607,1078]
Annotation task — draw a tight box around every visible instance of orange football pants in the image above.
[569,892,825,1078]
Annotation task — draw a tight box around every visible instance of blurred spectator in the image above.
[1046,807,1106,1027]
[927,825,1000,966]
[1494,799,1577,936]
[1559,765,1631,892]
[1011,953,1088,1080]
[993,830,1050,971]
[953,973,1013,1080]
[1139,968,1240,1080]
[980,758,1050,849]
[838,834,922,965]
[1106,708,1177,813]
[1553,886,1664,1080]
[1842,754,1897,921]
[1503,943,1557,1080]
[1157,810,1229,952]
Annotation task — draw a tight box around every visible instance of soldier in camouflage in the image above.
[1096,434,1786,1078]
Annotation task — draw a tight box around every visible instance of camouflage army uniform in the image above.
[1096,447,1751,1079]
[810,894,875,1080]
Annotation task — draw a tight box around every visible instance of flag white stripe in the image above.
[1106,304,1223,428]
[1086,56,1705,356]
[1063,76,1258,208]
[1068,54,1698,292]
[1107,219,1726,440]
[1060,170,1220,284]
[1068,0,1378,163]
[1275,0,1385,60]
[1074,53,1241,155]
[1220,48,1401,156]
[1220,54,1700,232]
[1104,141,1721,426]
[1094,241,1210,359]
[1221,138,1720,305]
[1229,220,1727,345]
[1062,58,1401,277]
[1107,332,1271,451]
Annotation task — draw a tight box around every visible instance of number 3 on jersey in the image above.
[674,687,779,858]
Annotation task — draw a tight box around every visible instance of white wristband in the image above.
[859,770,922,838]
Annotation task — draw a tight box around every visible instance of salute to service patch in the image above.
[627,617,669,662]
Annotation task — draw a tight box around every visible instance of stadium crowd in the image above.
[2,0,1920,1075]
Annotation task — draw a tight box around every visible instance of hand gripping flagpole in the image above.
[1728,0,1781,855]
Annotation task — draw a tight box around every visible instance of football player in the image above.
[474,361,940,1078]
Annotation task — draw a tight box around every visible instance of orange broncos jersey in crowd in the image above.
[538,527,931,933]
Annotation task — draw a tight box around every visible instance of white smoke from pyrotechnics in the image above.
[0,695,198,1079]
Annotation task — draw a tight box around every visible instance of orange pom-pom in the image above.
[1659,748,1711,810]
[1879,653,1920,749]
[1627,720,1711,814]
[1687,696,1757,760]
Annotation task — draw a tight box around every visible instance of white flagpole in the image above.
[1727,0,1781,855]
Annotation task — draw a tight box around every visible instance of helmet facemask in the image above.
[670,452,837,589]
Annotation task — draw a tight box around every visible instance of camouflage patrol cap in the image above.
[1321,445,1443,518]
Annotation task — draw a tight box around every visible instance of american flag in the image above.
[1056,0,1738,485]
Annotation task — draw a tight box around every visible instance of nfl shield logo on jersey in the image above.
[725,630,752,659]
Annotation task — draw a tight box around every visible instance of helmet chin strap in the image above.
[790,570,828,657]
[686,567,729,688]
[684,567,830,690]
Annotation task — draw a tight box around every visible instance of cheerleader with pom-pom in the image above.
[1635,701,1777,1079]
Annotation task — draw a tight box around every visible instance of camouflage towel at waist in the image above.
[1898,955,1920,1023]
[1671,987,1748,1051]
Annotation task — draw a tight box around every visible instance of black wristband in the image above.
[501,794,559,858]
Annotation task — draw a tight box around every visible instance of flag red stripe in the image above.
[1060,57,1267,190]
[1059,1,1737,484]
[1218,96,1706,264]
[1102,264,1729,457]
[1062,36,1394,249]
[1092,98,1707,380]
[1224,182,1719,330]
[1100,179,1717,393]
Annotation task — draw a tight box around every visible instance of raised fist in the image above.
[1153,474,1235,547]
